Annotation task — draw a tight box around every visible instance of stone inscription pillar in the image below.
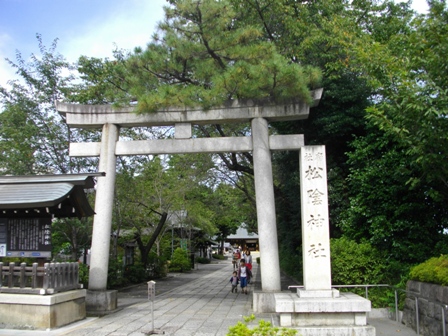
[88,123,119,290]
[252,117,281,291]
[299,145,334,296]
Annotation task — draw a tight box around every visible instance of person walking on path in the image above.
[229,270,239,293]
[245,250,253,283]
[238,259,251,294]
[232,249,241,270]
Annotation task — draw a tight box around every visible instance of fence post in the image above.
[19,262,26,288]
[74,263,79,287]
[65,263,69,287]
[43,263,50,290]
[8,262,14,288]
[395,290,399,323]
[57,263,62,290]
[67,263,72,287]
[415,297,420,335]
[51,263,57,289]
[31,263,38,288]
[0,262,3,287]
[442,305,446,336]
[61,263,66,288]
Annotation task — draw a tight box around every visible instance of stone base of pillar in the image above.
[297,288,340,298]
[253,291,277,313]
[282,325,375,336]
[86,289,117,316]
[275,292,375,335]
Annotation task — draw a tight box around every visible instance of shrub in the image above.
[409,255,448,286]
[196,257,211,264]
[78,262,89,288]
[169,248,191,272]
[331,237,390,284]
[330,237,394,308]
[124,262,147,283]
[0,257,34,265]
[146,254,169,278]
[227,315,296,336]
[107,258,126,289]
[212,254,225,260]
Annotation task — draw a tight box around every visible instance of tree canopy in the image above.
[78,0,322,111]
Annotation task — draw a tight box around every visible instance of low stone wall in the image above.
[0,289,86,330]
[402,280,448,335]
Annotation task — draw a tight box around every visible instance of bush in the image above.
[0,257,34,265]
[78,262,89,288]
[146,254,169,278]
[196,257,211,264]
[330,237,395,308]
[410,255,448,286]
[227,315,296,336]
[169,248,191,272]
[331,237,390,284]
[124,263,147,283]
[212,254,225,260]
[107,258,126,289]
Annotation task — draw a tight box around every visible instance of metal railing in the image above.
[0,262,82,295]
[395,286,448,336]
[288,284,448,336]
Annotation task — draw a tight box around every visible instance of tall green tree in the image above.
[341,127,448,263]
[52,217,93,262]
[338,1,448,264]
[0,34,99,175]
[112,153,221,266]
[77,0,321,111]
[0,36,101,261]
[207,183,252,253]
[362,1,448,196]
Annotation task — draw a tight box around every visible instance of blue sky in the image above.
[0,0,167,86]
[0,0,429,88]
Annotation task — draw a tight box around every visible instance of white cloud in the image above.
[59,0,166,63]
[0,32,19,88]
[0,0,167,88]
[397,0,429,13]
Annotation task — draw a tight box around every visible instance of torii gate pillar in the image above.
[89,123,119,290]
[252,117,281,291]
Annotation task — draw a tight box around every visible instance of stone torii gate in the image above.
[57,90,327,312]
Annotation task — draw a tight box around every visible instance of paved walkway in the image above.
[0,254,417,335]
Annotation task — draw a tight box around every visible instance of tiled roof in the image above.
[0,173,101,218]
[227,226,259,239]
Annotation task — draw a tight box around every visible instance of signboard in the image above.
[0,218,52,258]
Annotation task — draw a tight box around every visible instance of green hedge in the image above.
[330,237,396,308]
[227,315,296,336]
[196,257,211,264]
[212,254,225,260]
[409,255,448,286]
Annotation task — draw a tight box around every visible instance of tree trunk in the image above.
[135,212,168,267]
